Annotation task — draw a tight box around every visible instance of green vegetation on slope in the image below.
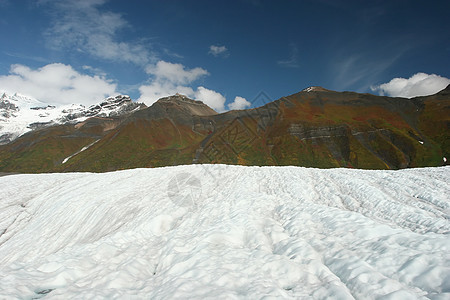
[0,88,448,173]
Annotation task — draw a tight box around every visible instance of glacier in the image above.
[0,165,449,299]
[0,92,142,145]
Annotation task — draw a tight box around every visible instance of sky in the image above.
[0,0,449,111]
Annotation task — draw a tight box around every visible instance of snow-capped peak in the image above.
[0,93,144,145]
[85,95,135,117]
[0,92,40,106]
[302,86,330,93]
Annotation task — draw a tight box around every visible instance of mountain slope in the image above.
[0,87,448,172]
[0,165,449,298]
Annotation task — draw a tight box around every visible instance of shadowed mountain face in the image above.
[0,86,448,172]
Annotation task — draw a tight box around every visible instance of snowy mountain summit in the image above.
[0,93,145,144]
[302,86,331,92]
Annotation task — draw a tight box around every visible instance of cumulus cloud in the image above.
[138,82,195,106]
[40,0,152,64]
[145,61,209,85]
[139,60,211,106]
[0,63,117,105]
[228,96,251,110]
[372,73,450,98]
[209,45,228,57]
[138,83,227,112]
[194,87,226,112]
[139,60,231,112]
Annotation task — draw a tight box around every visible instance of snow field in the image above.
[0,165,449,299]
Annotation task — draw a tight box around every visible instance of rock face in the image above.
[0,86,448,172]
[288,124,349,140]
[86,95,142,117]
[0,98,19,117]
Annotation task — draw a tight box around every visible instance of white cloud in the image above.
[138,84,226,113]
[194,87,226,112]
[228,96,251,110]
[139,60,228,112]
[40,0,152,64]
[138,83,226,113]
[372,73,450,98]
[138,82,195,106]
[145,61,209,85]
[139,60,210,106]
[277,43,299,68]
[0,63,117,105]
[209,45,228,57]
[82,65,108,78]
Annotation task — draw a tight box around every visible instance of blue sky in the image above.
[0,0,449,110]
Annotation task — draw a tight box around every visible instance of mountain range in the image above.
[0,85,448,173]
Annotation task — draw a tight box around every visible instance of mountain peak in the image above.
[0,91,40,106]
[90,95,134,111]
[158,94,202,105]
[156,94,217,116]
[302,86,331,93]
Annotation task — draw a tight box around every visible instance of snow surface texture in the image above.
[0,165,449,299]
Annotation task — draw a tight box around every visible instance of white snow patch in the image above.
[0,92,86,141]
[302,86,326,93]
[0,92,141,144]
[0,165,449,298]
[62,140,100,164]
[303,86,315,92]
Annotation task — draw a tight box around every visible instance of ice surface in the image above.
[0,165,449,299]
